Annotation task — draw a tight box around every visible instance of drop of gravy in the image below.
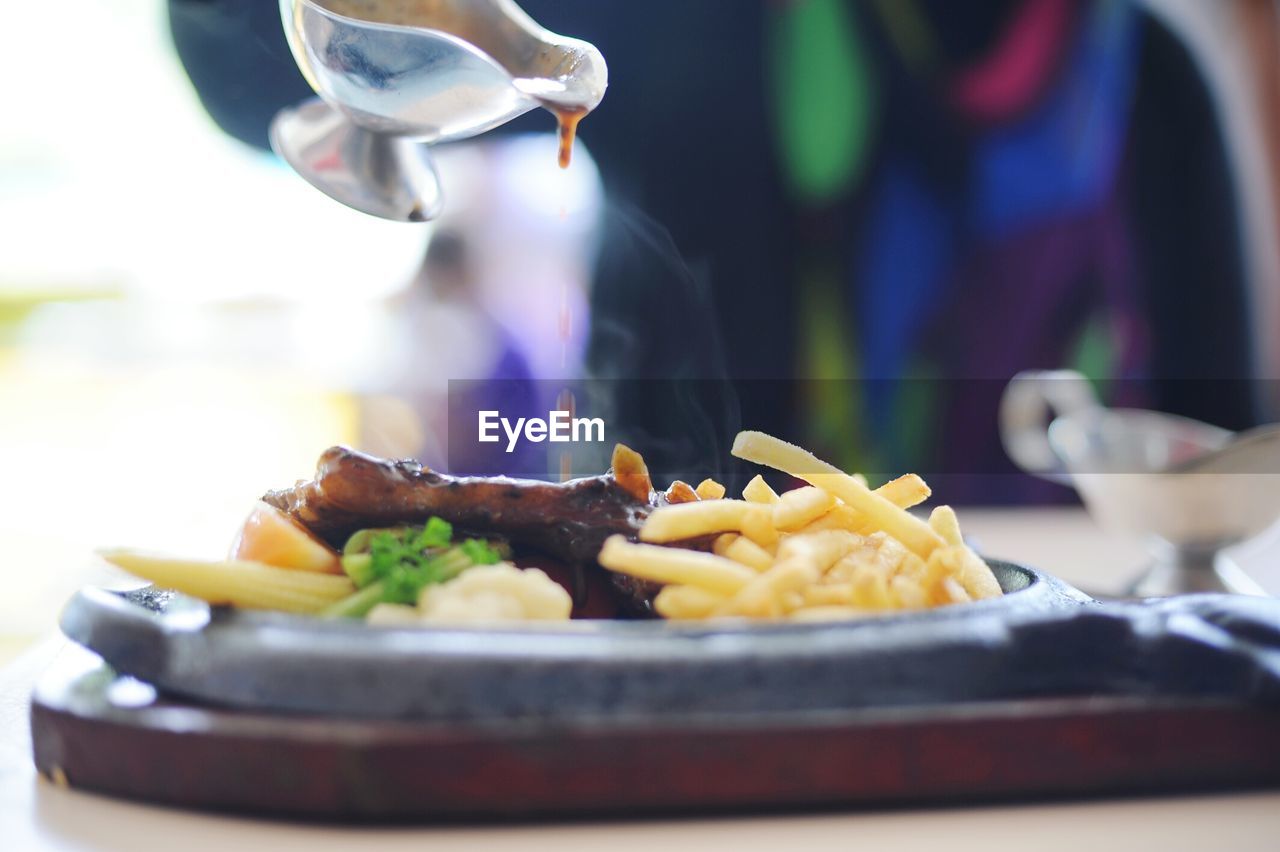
[549,105,588,170]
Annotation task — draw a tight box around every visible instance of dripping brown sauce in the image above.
[547,104,588,170]
[310,4,593,169]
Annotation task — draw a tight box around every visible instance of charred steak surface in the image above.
[263,446,654,567]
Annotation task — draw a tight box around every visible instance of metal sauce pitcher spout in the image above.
[271,0,609,222]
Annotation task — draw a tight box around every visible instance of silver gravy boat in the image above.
[1000,370,1280,597]
[270,0,608,222]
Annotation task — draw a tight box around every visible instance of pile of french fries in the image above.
[598,431,1002,621]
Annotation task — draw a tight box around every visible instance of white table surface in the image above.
[3,508,1279,852]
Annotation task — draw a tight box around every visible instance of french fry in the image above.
[716,560,817,618]
[797,504,862,535]
[790,606,870,623]
[902,551,952,602]
[878,474,932,510]
[939,576,973,605]
[924,547,960,606]
[714,534,774,573]
[844,544,896,611]
[851,532,911,584]
[850,563,894,610]
[955,547,1003,600]
[802,584,856,607]
[929,505,964,546]
[826,548,867,583]
[772,486,837,531]
[891,575,929,610]
[712,533,740,556]
[696,479,727,500]
[740,504,780,548]
[776,530,864,569]
[892,550,927,580]
[639,500,754,543]
[654,585,727,620]
[927,544,1003,601]
[598,536,755,595]
[732,432,945,558]
[742,475,780,505]
[795,477,929,536]
[719,531,862,618]
[610,433,1000,622]
[100,551,356,614]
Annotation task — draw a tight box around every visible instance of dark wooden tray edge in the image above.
[31,661,1280,824]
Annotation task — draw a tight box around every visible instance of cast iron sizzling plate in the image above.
[56,561,1280,720]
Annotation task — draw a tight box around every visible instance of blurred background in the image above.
[0,0,1276,653]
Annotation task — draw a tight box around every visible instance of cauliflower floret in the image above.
[416,564,573,624]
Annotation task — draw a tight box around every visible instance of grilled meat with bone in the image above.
[262,445,670,614]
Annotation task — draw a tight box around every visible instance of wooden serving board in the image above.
[30,650,1280,822]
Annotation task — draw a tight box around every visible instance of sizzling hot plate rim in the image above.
[59,560,1097,721]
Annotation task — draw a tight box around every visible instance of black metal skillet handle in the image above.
[1005,594,1280,706]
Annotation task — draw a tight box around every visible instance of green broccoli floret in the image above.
[323,518,508,618]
